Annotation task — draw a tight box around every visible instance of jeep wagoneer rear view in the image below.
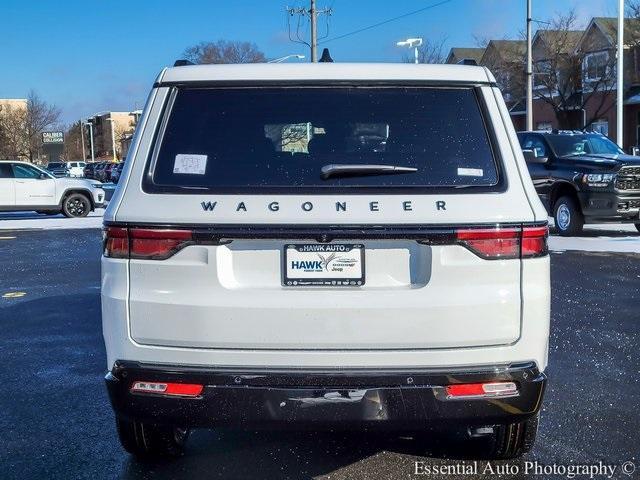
[101,63,550,459]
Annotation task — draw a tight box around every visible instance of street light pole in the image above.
[80,121,86,161]
[396,38,423,64]
[107,117,117,161]
[526,0,533,131]
[617,0,624,148]
[268,54,306,63]
[85,121,95,162]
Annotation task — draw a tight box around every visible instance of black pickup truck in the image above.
[517,130,640,235]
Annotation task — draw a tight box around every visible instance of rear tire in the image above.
[553,196,584,236]
[635,224,640,233]
[116,417,189,458]
[487,413,539,459]
[62,193,90,218]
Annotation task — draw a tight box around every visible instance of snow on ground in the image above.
[0,210,638,253]
[548,223,640,254]
[0,209,104,230]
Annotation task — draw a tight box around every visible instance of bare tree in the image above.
[481,40,527,103]
[62,121,85,161]
[183,40,266,64]
[0,92,62,161]
[0,103,28,160]
[533,11,616,130]
[113,124,133,160]
[402,37,447,64]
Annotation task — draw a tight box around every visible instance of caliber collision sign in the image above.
[42,131,64,144]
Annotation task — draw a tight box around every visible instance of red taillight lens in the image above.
[445,381,518,399]
[456,228,520,259]
[103,227,193,260]
[456,225,548,259]
[104,227,128,258]
[129,228,193,259]
[521,226,548,257]
[130,381,203,397]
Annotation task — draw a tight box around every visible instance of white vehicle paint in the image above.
[101,63,550,459]
[0,161,104,217]
[65,161,86,177]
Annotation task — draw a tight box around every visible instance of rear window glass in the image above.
[148,87,499,192]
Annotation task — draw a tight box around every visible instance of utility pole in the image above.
[310,0,318,62]
[286,2,332,62]
[526,0,533,131]
[617,0,624,148]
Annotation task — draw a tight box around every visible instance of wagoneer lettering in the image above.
[102,63,550,460]
[198,199,448,214]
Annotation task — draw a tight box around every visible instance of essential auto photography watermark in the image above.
[414,460,636,478]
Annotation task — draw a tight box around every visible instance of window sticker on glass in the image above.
[173,154,207,175]
[458,167,484,177]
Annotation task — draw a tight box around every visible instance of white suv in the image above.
[66,161,87,178]
[102,63,550,459]
[0,161,104,216]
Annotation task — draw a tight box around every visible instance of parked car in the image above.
[93,162,108,182]
[110,162,124,184]
[102,163,118,183]
[517,130,640,235]
[102,63,550,459]
[45,162,69,177]
[66,161,86,177]
[83,162,99,179]
[0,161,104,217]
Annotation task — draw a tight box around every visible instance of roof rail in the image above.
[173,59,194,67]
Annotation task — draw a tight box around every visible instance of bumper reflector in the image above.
[445,381,517,399]
[130,381,203,397]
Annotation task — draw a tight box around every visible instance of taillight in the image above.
[445,381,518,399]
[130,228,193,259]
[521,226,548,257]
[456,228,520,259]
[103,227,193,260]
[104,227,128,258]
[130,381,203,397]
[456,225,547,259]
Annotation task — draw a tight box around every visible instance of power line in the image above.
[319,0,452,45]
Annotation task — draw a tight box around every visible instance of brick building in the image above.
[448,16,640,151]
[85,111,138,161]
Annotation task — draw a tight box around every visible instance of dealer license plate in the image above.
[283,244,365,287]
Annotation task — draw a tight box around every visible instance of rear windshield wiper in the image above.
[320,164,418,180]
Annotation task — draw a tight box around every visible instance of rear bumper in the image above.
[106,361,546,430]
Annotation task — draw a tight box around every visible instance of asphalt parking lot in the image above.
[0,227,638,480]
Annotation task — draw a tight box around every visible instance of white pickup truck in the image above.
[0,161,105,217]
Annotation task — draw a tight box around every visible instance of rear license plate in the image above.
[283,244,365,287]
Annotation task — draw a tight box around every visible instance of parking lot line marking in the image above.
[2,292,26,298]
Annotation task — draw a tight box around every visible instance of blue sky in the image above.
[0,0,615,124]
